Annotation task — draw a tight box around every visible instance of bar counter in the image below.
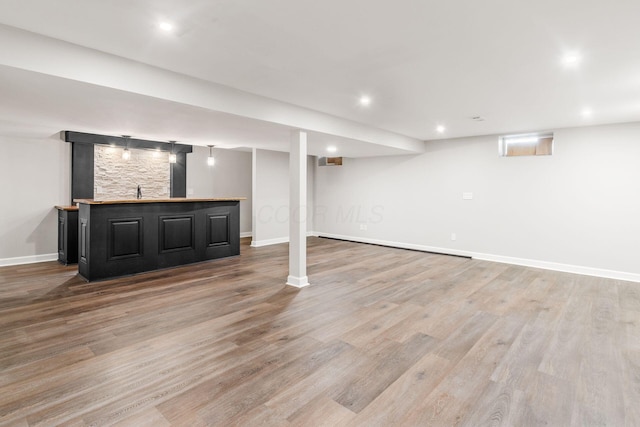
[74,198,245,281]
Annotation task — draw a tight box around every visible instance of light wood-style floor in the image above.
[0,237,638,426]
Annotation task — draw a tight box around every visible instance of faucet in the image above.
[136,185,142,199]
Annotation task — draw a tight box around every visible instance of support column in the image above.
[287,130,310,288]
[250,148,258,247]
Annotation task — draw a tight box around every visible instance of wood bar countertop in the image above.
[73,197,246,205]
[55,205,79,211]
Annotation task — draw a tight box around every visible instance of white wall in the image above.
[315,121,640,281]
[186,146,252,235]
[252,148,315,246]
[0,136,70,264]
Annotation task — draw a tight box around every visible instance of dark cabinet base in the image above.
[57,209,78,265]
[77,201,240,281]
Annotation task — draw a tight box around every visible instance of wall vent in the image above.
[318,157,343,166]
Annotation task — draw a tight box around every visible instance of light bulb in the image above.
[207,145,215,166]
[562,52,581,68]
[169,153,177,164]
[122,148,131,160]
[159,22,174,32]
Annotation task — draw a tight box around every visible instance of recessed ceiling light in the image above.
[327,146,337,153]
[562,52,581,68]
[159,22,174,32]
[436,125,446,133]
[359,96,371,107]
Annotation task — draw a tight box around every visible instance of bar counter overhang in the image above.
[74,198,245,281]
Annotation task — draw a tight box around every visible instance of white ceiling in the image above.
[0,64,409,157]
[0,0,639,153]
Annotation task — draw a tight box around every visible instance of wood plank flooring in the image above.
[0,237,638,426]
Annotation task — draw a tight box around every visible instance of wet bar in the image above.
[75,198,244,281]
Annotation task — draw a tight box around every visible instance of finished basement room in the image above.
[0,1,639,426]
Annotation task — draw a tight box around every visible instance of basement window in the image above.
[499,133,554,157]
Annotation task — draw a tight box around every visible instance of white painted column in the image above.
[287,130,310,287]
[250,148,258,247]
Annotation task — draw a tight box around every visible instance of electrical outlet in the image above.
[451,233,457,241]
[187,188,194,195]
[360,224,368,231]
[463,192,473,200]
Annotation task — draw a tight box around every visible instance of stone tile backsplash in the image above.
[94,145,170,200]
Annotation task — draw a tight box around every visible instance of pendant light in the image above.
[122,135,131,160]
[169,141,177,164]
[207,145,215,166]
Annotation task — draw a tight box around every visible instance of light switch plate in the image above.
[463,192,473,200]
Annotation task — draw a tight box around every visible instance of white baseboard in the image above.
[251,236,290,247]
[0,253,58,267]
[250,232,317,248]
[240,231,253,238]
[473,253,640,283]
[316,232,474,258]
[316,232,640,283]
[286,275,310,288]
